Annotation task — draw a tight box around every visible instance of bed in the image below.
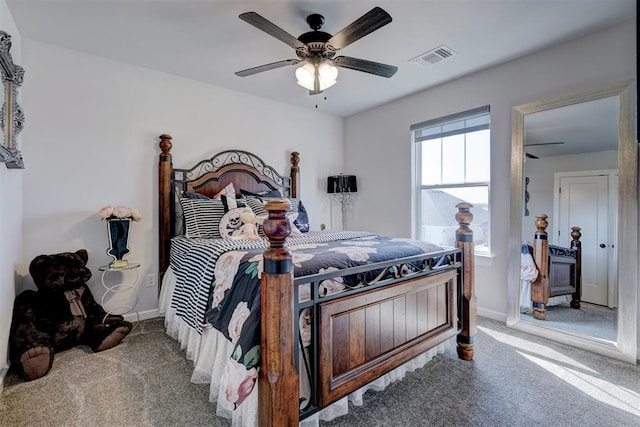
[521,213,582,320]
[157,134,477,426]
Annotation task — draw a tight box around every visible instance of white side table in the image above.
[98,262,140,328]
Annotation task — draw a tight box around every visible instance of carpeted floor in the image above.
[1,316,638,427]
[520,302,617,342]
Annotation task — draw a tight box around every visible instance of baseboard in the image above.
[478,307,507,322]
[124,308,161,323]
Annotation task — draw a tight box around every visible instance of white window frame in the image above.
[411,106,491,253]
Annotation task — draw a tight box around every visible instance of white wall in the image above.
[16,40,343,330]
[522,150,618,240]
[0,0,22,382]
[344,20,636,324]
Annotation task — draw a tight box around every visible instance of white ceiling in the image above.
[525,96,620,158]
[6,0,635,118]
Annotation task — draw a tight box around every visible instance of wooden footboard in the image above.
[531,214,582,320]
[260,202,476,426]
[318,269,457,406]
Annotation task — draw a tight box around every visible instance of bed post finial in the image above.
[455,202,476,361]
[259,199,299,426]
[158,134,174,286]
[159,133,173,158]
[570,226,582,309]
[531,214,550,320]
[290,152,300,199]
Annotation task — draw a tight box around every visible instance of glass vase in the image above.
[106,218,131,268]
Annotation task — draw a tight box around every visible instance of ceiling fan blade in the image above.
[239,12,305,49]
[235,59,301,77]
[525,153,539,159]
[524,142,565,146]
[327,7,392,51]
[333,56,398,78]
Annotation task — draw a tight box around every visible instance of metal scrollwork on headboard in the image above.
[0,31,25,169]
[178,149,291,190]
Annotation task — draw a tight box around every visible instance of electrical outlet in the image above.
[146,273,157,288]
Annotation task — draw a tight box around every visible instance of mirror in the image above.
[507,80,637,363]
[0,30,24,169]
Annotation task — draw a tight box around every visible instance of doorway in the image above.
[554,170,618,307]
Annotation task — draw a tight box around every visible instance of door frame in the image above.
[553,169,618,307]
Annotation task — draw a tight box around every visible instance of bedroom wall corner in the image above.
[0,0,23,384]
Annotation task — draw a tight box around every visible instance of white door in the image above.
[557,174,609,306]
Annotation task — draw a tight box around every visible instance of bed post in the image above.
[455,202,476,361]
[531,214,550,320]
[290,151,299,199]
[158,134,174,284]
[259,199,298,427]
[570,226,582,309]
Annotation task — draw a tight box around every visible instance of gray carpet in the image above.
[1,316,638,427]
[521,302,617,342]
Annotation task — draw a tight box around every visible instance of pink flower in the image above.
[318,267,345,296]
[211,251,247,308]
[228,301,250,344]
[221,358,258,407]
[328,246,376,262]
[292,252,314,267]
[96,205,142,221]
[96,205,114,219]
[130,208,143,222]
[299,308,312,347]
[112,205,132,218]
[298,283,310,302]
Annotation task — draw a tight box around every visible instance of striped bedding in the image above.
[169,231,374,333]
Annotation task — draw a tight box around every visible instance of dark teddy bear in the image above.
[9,249,132,380]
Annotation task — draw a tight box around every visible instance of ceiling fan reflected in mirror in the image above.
[235,7,398,95]
[523,141,565,159]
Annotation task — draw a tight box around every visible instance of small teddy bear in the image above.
[232,208,260,240]
[9,249,132,380]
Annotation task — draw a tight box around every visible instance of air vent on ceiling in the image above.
[409,45,456,67]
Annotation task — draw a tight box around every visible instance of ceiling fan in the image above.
[523,141,565,159]
[235,7,398,95]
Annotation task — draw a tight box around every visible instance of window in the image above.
[412,106,490,253]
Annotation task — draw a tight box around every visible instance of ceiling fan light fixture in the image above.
[318,62,338,88]
[295,63,315,90]
[295,61,338,92]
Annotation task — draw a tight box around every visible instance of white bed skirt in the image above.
[159,267,451,427]
[519,279,571,314]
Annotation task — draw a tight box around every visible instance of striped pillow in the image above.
[179,198,227,239]
[245,197,301,236]
[246,197,299,216]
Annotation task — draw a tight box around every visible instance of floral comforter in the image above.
[203,234,442,408]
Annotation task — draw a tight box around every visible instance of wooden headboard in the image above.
[157,134,300,278]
